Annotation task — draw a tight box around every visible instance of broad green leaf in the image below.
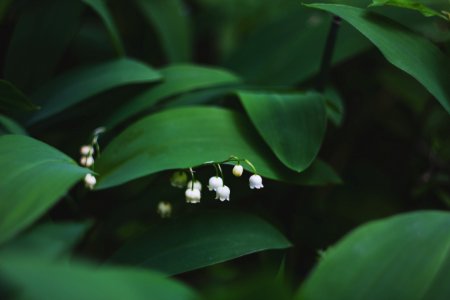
[238,91,327,172]
[109,210,291,275]
[0,80,38,111]
[83,0,125,56]
[224,8,372,85]
[135,0,192,62]
[306,3,450,115]
[296,210,450,300]
[370,0,448,19]
[0,135,88,244]
[27,58,162,124]
[95,106,341,189]
[105,64,241,128]
[0,255,196,300]
[0,115,27,135]
[4,0,83,91]
[0,222,91,258]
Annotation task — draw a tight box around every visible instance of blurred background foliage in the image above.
[0,0,449,299]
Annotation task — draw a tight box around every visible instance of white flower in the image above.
[80,145,93,156]
[232,165,244,177]
[215,185,230,201]
[185,188,201,203]
[249,174,264,189]
[80,156,94,167]
[207,176,223,191]
[170,171,188,188]
[84,173,96,190]
[187,180,202,191]
[157,201,172,218]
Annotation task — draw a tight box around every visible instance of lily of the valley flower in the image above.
[187,180,202,191]
[80,156,94,167]
[232,165,243,177]
[249,174,264,189]
[84,173,96,190]
[215,185,230,201]
[207,176,223,191]
[185,188,201,203]
[157,201,172,218]
[80,145,94,156]
[170,171,188,188]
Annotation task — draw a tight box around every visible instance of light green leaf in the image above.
[105,64,241,128]
[83,0,125,55]
[4,0,83,91]
[0,115,28,135]
[296,210,450,300]
[27,58,162,124]
[0,80,39,112]
[135,0,192,62]
[95,106,341,189]
[109,210,291,275]
[0,222,91,258]
[0,135,88,244]
[370,0,448,19]
[238,91,327,172]
[0,255,197,300]
[306,3,450,115]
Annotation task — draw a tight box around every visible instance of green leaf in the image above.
[296,210,450,300]
[82,0,125,56]
[4,0,83,91]
[224,8,372,85]
[0,222,91,258]
[109,210,291,275]
[0,255,196,300]
[238,91,327,172]
[324,87,345,127]
[0,135,88,244]
[105,64,241,128]
[370,0,448,19]
[0,115,28,135]
[95,106,341,189]
[27,58,162,125]
[0,80,39,112]
[135,0,192,62]
[306,3,450,115]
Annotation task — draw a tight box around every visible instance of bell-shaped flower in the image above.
[232,165,244,177]
[185,188,201,203]
[215,185,230,201]
[157,201,172,218]
[249,174,264,189]
[187,180,202,191]
[207,176,223,191]
[84,173,96,190]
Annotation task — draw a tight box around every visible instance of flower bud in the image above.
[80,145,94,156]
[170,171,188,188]
[84,173,96,190]
[80,156,94,167]
[232,165,244,177]
[157,201,172,218]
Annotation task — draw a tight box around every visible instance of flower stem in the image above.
[316,15,342,92]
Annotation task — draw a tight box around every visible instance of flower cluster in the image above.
[80,127,105,190]
[170,157,264,205]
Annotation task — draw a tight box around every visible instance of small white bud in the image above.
[232,165,244,177]
[249,174,264,189]
[84,173,96,190]
[80,145,94,156]
[170,171,188,188]
[215,185,230,201]
[80,156,94,167]
[185,188,201,203]
[187,180,202,191]
[207,176,223,191]
[157,201,172,218]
